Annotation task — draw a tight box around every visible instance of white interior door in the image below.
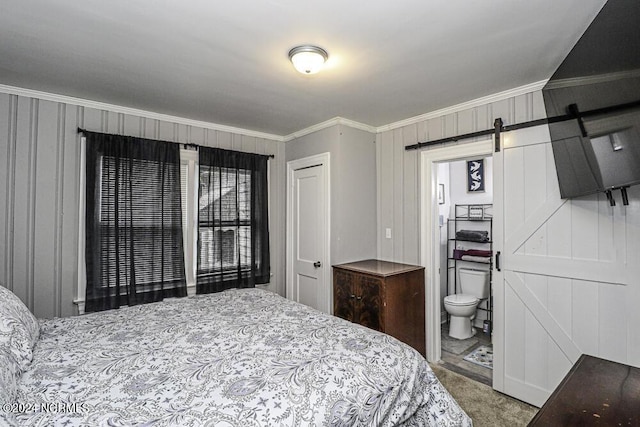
[493,125,640,407]
[286,154,330,313]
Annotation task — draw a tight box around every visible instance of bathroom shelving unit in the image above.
[446,204,493,333]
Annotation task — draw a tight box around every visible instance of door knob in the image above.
[313,261,322,268]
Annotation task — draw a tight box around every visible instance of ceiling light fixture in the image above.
[288,45,328,75]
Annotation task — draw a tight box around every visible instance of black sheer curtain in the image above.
[197,147,270,294]
[84,130,186,313]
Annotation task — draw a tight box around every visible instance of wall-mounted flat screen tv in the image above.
[542,0,640,199]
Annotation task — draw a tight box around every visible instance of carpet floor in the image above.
[430,362,538,427]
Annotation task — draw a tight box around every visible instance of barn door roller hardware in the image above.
[403,100,640,153]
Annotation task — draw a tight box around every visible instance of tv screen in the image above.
[542,0,640,199]
[549,103,640,199]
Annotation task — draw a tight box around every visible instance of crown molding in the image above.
[375,80,548,133]
[0,84,285,142]
[0,80,548,143]
[283,116,377,142]
[543,69,640,90]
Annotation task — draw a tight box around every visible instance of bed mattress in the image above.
[8,288,471,426]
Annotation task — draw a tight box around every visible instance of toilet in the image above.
[444,268,489,340]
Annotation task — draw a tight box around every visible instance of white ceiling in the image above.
[0,0,608,137]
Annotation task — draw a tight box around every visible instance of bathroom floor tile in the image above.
[440,324,492,386]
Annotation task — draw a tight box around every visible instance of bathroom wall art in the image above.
[467,159,485,192]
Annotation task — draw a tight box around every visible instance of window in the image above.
[179,146,270,295]
[197,166,252,273]
[200,227,239,271]
[83,131,186,313]
[80,130,270,313]
[195,146,270,294]
[97,155,185,290]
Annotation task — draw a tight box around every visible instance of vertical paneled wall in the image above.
[376,91,545,264]
[0,92,286,319]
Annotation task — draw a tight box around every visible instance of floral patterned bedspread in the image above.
[11,289,471,426]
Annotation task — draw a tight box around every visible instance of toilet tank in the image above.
[459,268,489,298]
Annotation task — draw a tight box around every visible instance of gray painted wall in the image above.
[286,124,377,266]
[0,92,286,319]
[376,91,545,264]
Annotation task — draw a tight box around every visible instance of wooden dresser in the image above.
[333,259,425,356]
[528,354,640,426]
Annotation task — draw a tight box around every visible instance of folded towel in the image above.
[464,249,493,257]
[461,255,491,263]
[455,230,490,242]
[453,249,492,260]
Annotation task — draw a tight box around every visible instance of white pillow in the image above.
[0,286,40,370]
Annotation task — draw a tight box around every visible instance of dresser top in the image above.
[529,354,640,426]
[333,259,424,277]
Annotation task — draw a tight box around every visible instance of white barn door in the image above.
[493,125,640,407]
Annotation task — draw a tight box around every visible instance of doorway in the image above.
[286,153,331,314]
[437,157,494,386]
[419,140,494,382]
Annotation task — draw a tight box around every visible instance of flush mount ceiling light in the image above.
[288,45,328,74]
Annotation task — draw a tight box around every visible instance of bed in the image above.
[1,286,471,426]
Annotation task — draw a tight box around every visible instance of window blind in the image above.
[197,147,270,293]
[84,131,187,312]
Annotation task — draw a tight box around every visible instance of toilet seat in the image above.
[444,294,480,340]
[444,294,478,306]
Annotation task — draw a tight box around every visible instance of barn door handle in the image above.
[495,251,501,271]
[313,261,322,268]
